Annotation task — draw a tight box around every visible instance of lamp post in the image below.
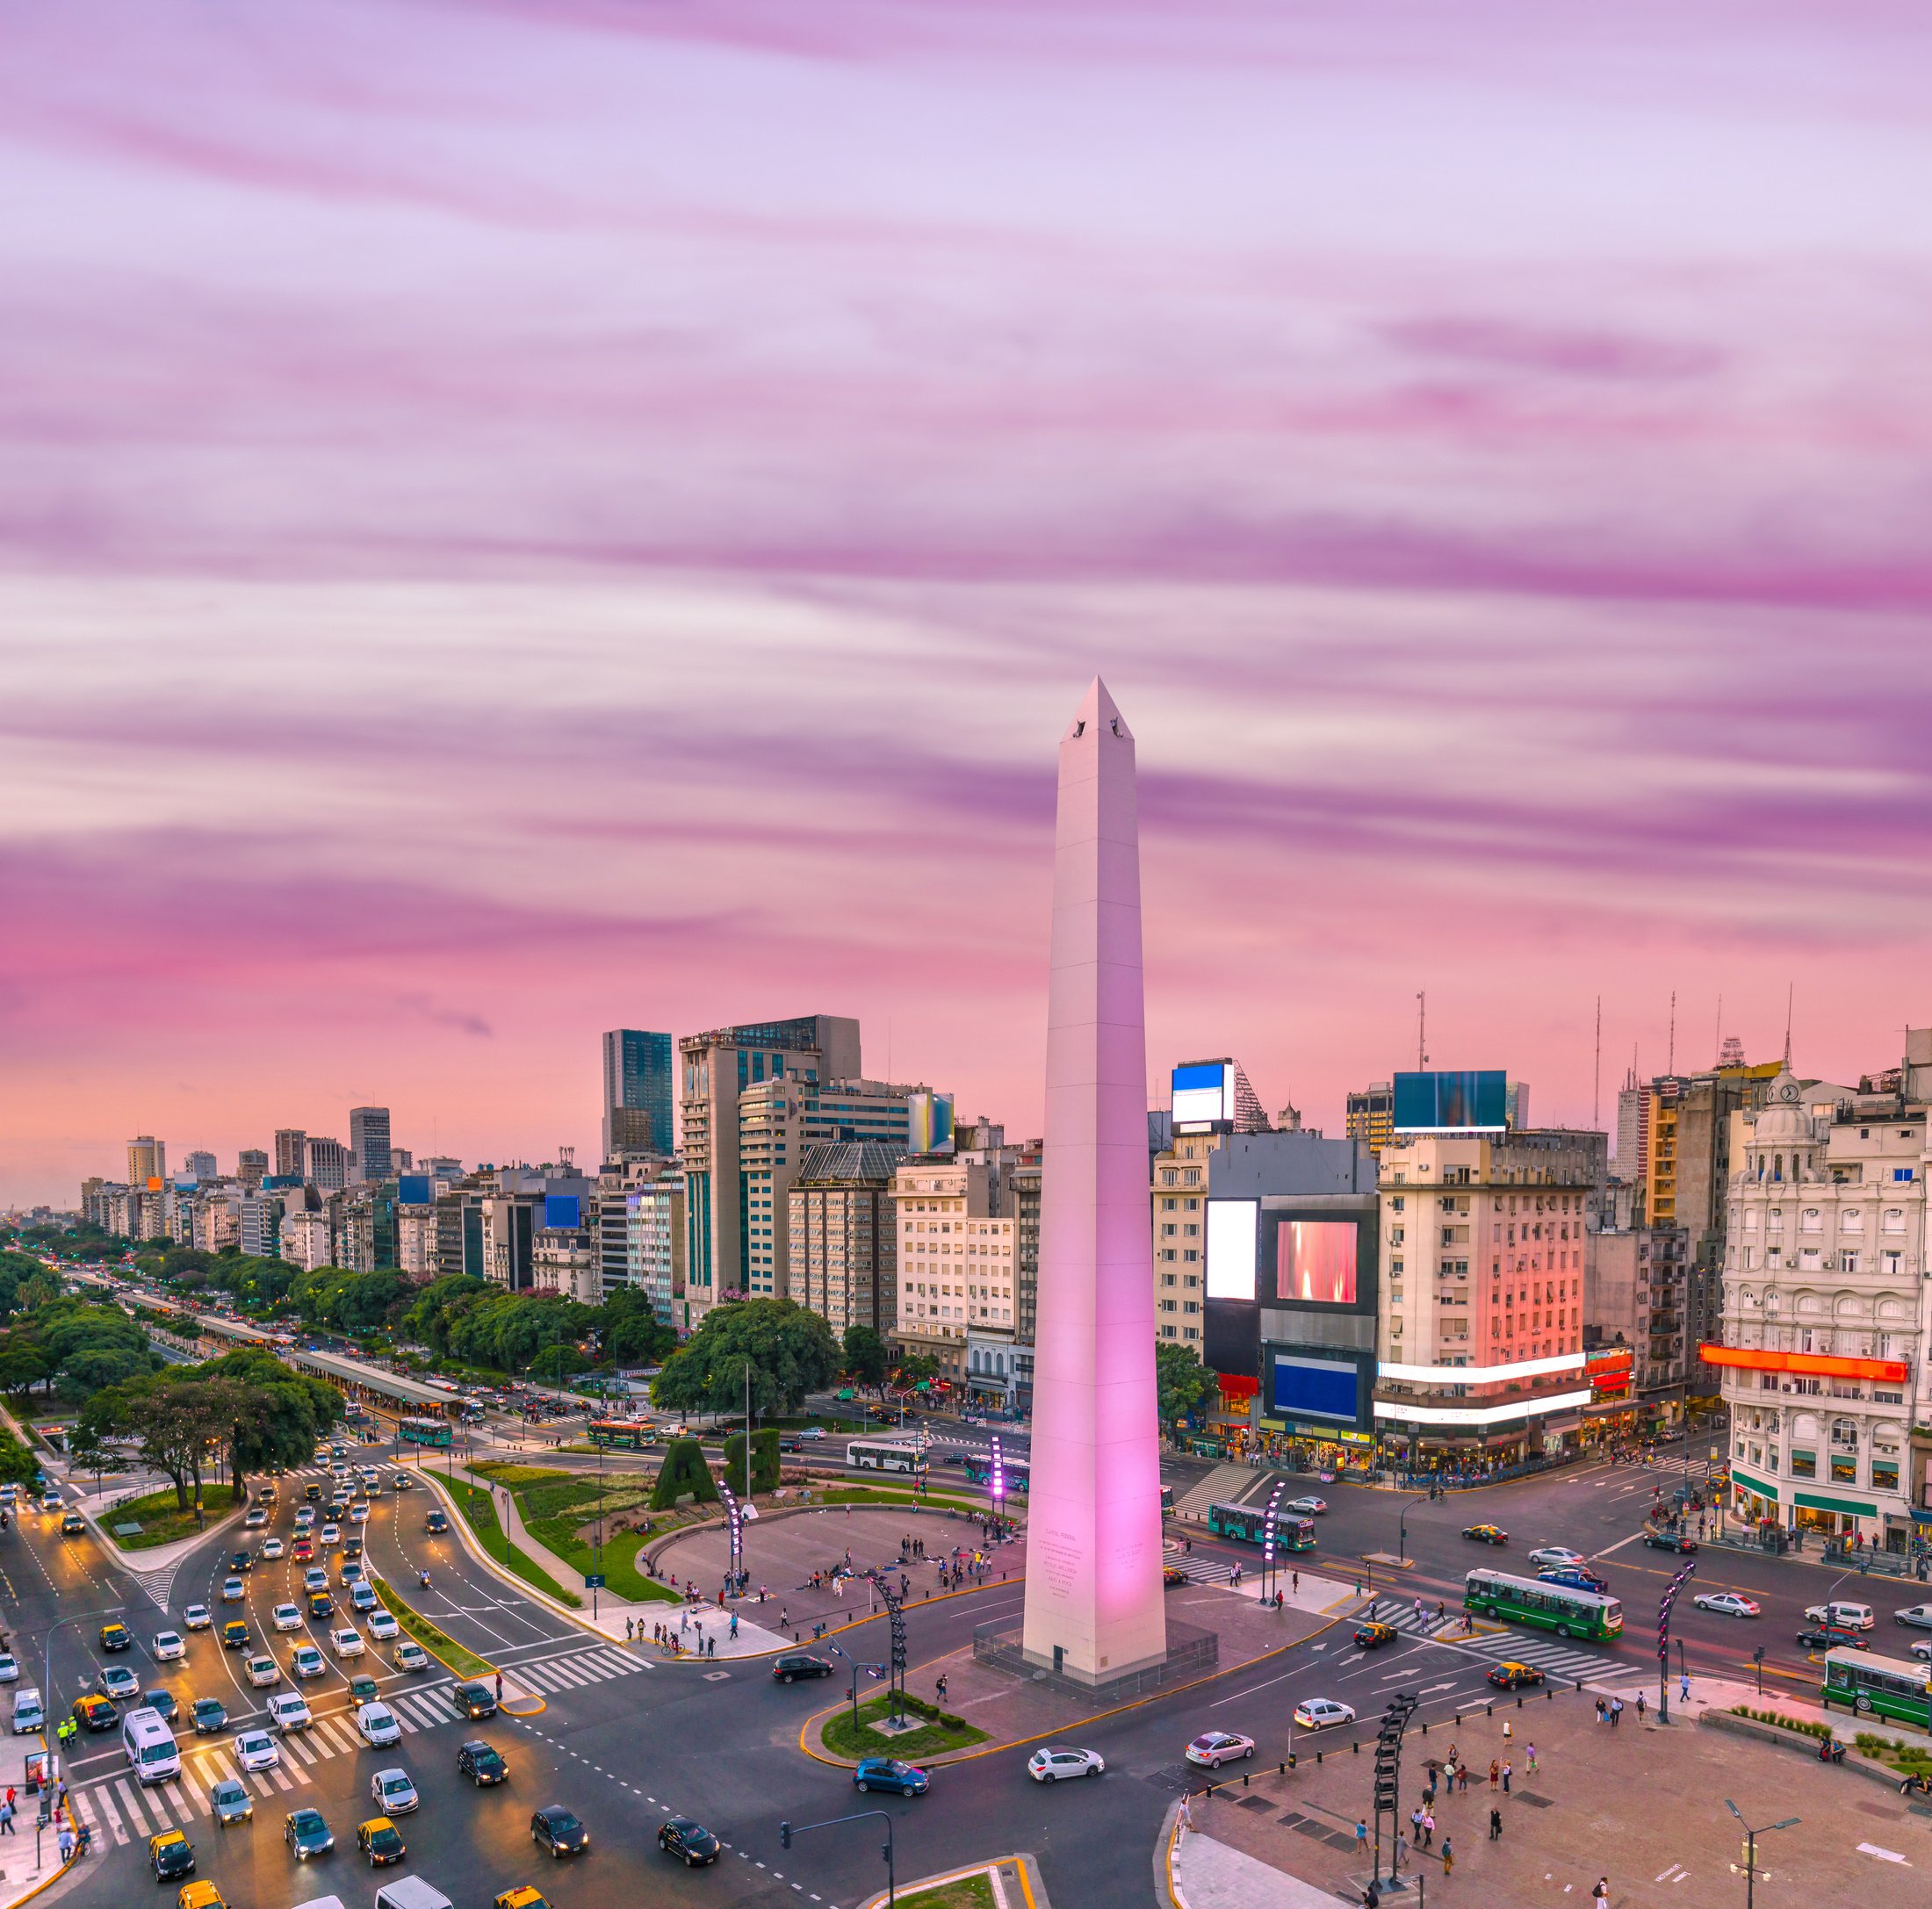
[988,1434,1005,1544]
[1397,1493,1431,1564]
[1724,1800,1797,1909]
[1258,1478,1287,1605]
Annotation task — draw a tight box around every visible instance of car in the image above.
[60,1509,84,1536]
[1694,1592,1762,1619]
[236,1730,279,1772]
[1027,1746,1106,1782]
[292,1538,314,1562]
[291,1646,326,1680]
[1805,1600,1874,1631]
[1353,1621,1399,1649]
[40,1492,61,1513]
[1285,1496,1328,1516]
[1462,1524,1509,1545]
[1644,1530,1697,1554]
[395,1641,430,1673]
[229,1551,253,1574]
[1293,1699,1357,1731]
[772,1653,834,1683]
[0,1655,16,1686]
[220,1577,246,1603]
[283,1807,334,1859]
[1186,1732,1255,1769]
[1538,1567,1611,1595]
[246,1654,281,1688]
[303,1567,329,1592]
[177,1883,225,1909]
[357,1703,401,1747]
[1163,1565,1189,1588]
[349,1502,370,1524]
[97,1662,141,1702]
[1895,1604,1932,1631]
[153,1630,186,1661]
[100,1621,133,1653]
[351,1583,378,1613]
[320,1524,341,1545]
[453,1681,498,1718]
[192,1697,228,1734]
[211,1777,253,1826]
[1526,1546,1586,1569]
[304,1482,322,1502]
[459,1738,508,1784]
[269,1691,313,1733]
[393,1474,415,1491]
[148,1688,181,1723]
[370,1768,419,1815]
[261,1537,285,1560]
[244,1509,268,1529]
[854,1756,930,1796]
[342,1560,365,1587]
[1908,1638,1932,1663]
[268,1601,302,1632]
[332,1628,365,1659]
[531,1805,589,1857]
[72,1693,118,1733]
[149,1828,197,1881]
[1799,1623,1871,1651]
[797,1425,827,1439]
[425,1510,449,1533]
[308,1594,335,1622]
[658,1818,720,1865]
[357,1817,407,1867]
[367,1610,400,1641]
[350,1674,380,1706]
[1487,1661,1545,1689]
[221,1621,250,1651]
[183,1604,212,1631]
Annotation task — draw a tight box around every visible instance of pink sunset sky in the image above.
[5,1,1932,1207]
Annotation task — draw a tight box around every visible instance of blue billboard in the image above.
[544,1193,582,1230]
[1270,1353,1359,1424]
[1393,1070,1508,1133]
[397,1175,433,1207]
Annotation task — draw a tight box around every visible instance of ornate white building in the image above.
[1713,1064,1927,1553]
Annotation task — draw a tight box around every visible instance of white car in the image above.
[183,1604,212,1631]
[268,1691,312,1733]
[1894,1604,1932,1631]
[246,1654,282,1688]
[1804,1601,1875,1631]
[220,1576,246,1603]
[1911,1639,1932,1663]
[244,1509,269,1529]
[356,1703,401,1747]
[272,1604,305,1632]
[1027,1746,1105,1782]
[349,1502,369,1524]
[261,1537,285,1560]
[370,1768,418,1815]
[293,1509,315,1531]
[394,1642,429,1673]
[152,1632,186,1661]
[367,1610,400,1642]
[1693,1592,1761,1619]
[291,1646,327,1680]
[332,1628,364,1659]
[303,1568,329,1593]
[1526,1546,1587,1569]
[236,1729,280,1771]
[1186,1731,1256,1769]
[1293,1698,1356,1732]
[0,1655,17,1684]
[1285,1496,1328,1516]
[320,1524,341,1545]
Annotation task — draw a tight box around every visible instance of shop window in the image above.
[1830,1453,1857,1484]
[1790,1448,1815,1478]
[1871,1459,1900,1493]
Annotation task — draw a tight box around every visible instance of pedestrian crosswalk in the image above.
[1161,1552,1236,1587]
[65,1644,646,1845]
[1368,1601,1648,1685]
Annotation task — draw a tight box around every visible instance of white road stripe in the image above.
[114,1777,150,1835]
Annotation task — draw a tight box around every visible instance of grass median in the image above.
[821,1693,990,1761]
[371,1575,494,1681]
[448,1479,582,1608]
[96,1487,233,1551]
[899,1880,995,1909]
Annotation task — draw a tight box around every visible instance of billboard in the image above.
[1271,1353,1359,1423]
[909,1091,955,1156]
[544,1193,582,1230]
[1171,1060,1236,1129]
[397,1175,433,1207]
[1204,1199,1258,1300]
[1276,1221,1359,1307]
[1393,1070,1508,1133]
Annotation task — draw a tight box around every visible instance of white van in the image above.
[122,1706,181,1784]
[1805,1599,1876,1632]
[373,1879,454,1909]
[10,1688,43,1735]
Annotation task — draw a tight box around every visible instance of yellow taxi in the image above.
[1486,1660,1545,1690]
[1461,1524,1509,1545]
[357,1818,407,1867]
[71,1694,118,1733]
[221,1621,250,1651]
[148,1828,196,1881]
[177,1883,227,1909]
[1352,1620,1399,1649]
[494,1890,551,1909]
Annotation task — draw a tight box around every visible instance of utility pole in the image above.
[1417,992,1428,1070]
[1593,994,1602,1129]
[1725,1800,1797,1909]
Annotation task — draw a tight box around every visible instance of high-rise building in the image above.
[279,1207,333,1271]
[305,1137,350,1192]
[624,1170,686,1326]
[182,1150,218,1183]
[396,1205,438,1278]
[1345,1082,1395,1156]
[127,1136,165,1186]
[602,1029,674,1161]
[1010,1144,1042,1408]
[1150,1127,1217,1350]
[788,1142,900,1336]
[907,1091,955,1156]
[349,1107,393,1185]
[274,1129,308,1178]
[891,1156,1015,1387]
[237,1149,269,1190]
[239,1192,281,1257]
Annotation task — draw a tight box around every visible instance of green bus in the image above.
[398,1416,452,1448]
[1464,1568,1623,1642]
[1207,1502,1316,1551]
[1821,1648,1932,1729]
[588,1419,657,1451]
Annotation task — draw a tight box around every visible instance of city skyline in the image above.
[7,5,1932,1206]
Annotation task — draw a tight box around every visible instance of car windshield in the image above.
[292,1812,324,1833]
[547,1812,581,1833]
[383,1778,410,1796]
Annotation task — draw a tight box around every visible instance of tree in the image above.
[650,1437,720,1510]
[840,1324,889,1386]
[600,1289,675,1369]
[193,1347,345,1493]
[0,1429,37,1488]
[1155,1339,1215,1430]
[0,1341,49,1400]
[75,1374,232,1510]
[892,1353,939,1389]
[722,1429,782,1494]
[651,1300,838,1417]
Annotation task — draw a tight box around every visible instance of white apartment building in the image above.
[396,1207,438,1278]
[279,1208,334,1271]
[1716,1063,1928,1552]
[1151,1130,1215,1347]
[533,1225,601,1304]
[892,1158,1017,1387]
[624,1172,686,1327]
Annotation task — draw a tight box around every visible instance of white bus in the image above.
[122,1706,181,1784]
[846,1439,928,1475]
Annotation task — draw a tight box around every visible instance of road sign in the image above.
[583,1574,605,1588]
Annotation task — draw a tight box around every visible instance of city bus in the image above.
[1207,1502,1317,1550]
[1463,1568,1623,1642]
[1160,1484,1176,1518]
[961,1454,1029,1494]
[1821,1648,1932,1730]
[846,1439,928,1475]
[588,1419,658,1451]
[398,1417,453,1448]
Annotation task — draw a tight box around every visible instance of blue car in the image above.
[1538,1566,1610,1596]
[854,1757,928,1797]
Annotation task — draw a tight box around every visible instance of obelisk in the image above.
[1020,677,1167,1684]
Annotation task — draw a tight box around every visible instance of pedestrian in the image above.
[1356,1820,1369,1855]
[0,1800,14,1836]
[1423,1809,1435,1848]
[1489,1759,1499,1791]
[1526,1742,1538,1775]
[57,1824,74,1866]
[1592,1878,1609,1905]
[1393,1830,1408,1872]
[1502,1761,1511,1794]
[1635,1691,1646,1721]
[1437,1601,1446,1624]
[1459,1762,1470,1793]
[494,1672,503,1704]
[624,1617,634,1641]
[1425,1769,1438,1804]
[730,1611,739,1639]
[1489,1806,1502,1841]
[1178,1796,1193,1836]
[1292,1569,1299,1596]
[1503,1717,1512,1743]
[1411,1805,1424,1847]
[707,1635,716,1658]
[1440,1838,1453,1877]
[1681,1670,1690,1703]
[1611,1696,1622,1729]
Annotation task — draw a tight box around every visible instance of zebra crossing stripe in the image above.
[548,1660,595,1687]
[271,1768,295,1791]
[164,1779,192,1818]
[585,1650,638,1675]
[114,1778,149,1836]
[245,1769,273,1795]
[285,1733,319,1764]
[75,1790,113,1846]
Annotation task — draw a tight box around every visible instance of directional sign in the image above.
[583,1574,606,1588]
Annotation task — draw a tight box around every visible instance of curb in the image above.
[854,1850,1048,1909]
[413,1465,606,1636]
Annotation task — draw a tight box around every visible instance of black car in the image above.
[230,1551,253,1573]
[458,1739,508,1786]
[1797,1625,1869,1652]
[658,1818,719,1867]
[1642,1530,1697,1554]
[191,1696,228,1735]
[425,1510,450,1534]
[453,1681,498,1719]
[146,1688,180,1724]
[531,1805,588,1858]
[772,1654,834,1684]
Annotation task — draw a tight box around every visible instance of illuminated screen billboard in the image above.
[1271,1353,1359,1423]
[1393,1070,1508,1133]
[1171,1060,1235,1128]
[1276,1221,1359,1307]
[1204,1199,1258,1300]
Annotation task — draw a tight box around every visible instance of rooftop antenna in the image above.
[1593,995,1602,1128]
[1667,990,1676,1075]
[1713,993,1723,1069]
[1417,991,1428,1070]
[1784,983,1794,1067]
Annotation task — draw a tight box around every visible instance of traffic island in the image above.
[819,1693,990,1761]
[857,1854,1050,1909]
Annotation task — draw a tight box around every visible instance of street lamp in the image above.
[1724,1800,1797,1909]
[1397,1493,1431,1564]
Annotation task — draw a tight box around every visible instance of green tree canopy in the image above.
[193,1346,345,1489]
[1155,1338,1216,1427]
[650,1300,838,1417]
[840,1324,889,1386]
[72,1372,232,1510]
[599,1288,675,1368]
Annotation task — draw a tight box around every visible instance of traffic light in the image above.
[781,1823,792,1849]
